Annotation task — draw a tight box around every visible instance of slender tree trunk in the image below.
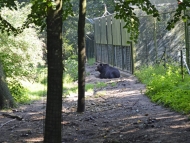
[44,0,63,142]
[0,64,14,109]
[77,0,86,112]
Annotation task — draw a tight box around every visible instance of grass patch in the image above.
[110,82,117,87]
[135,64,190,114]
[85,83,94,92]
[85,82,108,92]
[19,80,46,104]
[96,82,107,88]
[63,82,108,97]
[63,81,97,97]
[64,58,78,82]
[87,58,95,66]
[63,83,78,97]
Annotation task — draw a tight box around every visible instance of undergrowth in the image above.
[87,58,95,66]
[8,67,47,104]
[135,64,190,114]
[64,58,78,82]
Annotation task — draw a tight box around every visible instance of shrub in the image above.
[8,79,29,104]
[64,57,78,82]
[85,83,94,92]
[135,64,190,114]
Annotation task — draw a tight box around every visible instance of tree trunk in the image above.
[77,0,86,112]
[44,0,63,142]
[0,64,14,109]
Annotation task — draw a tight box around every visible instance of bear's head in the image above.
[95,63,103,72]
[95,63,108,72]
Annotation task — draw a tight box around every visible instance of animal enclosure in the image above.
[90,3,190,74]
[94,14,133,74]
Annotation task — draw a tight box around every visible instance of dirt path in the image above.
[0,63,190,143]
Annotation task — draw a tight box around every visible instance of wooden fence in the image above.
[91,8,190,73]
[94,14,134,74]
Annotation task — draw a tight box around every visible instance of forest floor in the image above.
[0,63,190,143]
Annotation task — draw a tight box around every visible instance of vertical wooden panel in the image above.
[94,18,100,43]
[121,20,130,46]
[107,15,112,45]
[100,17,107,44]
[94,14,134,74]
[112,15,121,46]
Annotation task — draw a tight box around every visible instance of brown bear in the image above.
[95,63,120,79]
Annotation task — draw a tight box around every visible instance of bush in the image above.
[36,67,47,85]
[8,79,29,104]
[85,83,94,92]
[135,64,190,114]
[64,57,78,82]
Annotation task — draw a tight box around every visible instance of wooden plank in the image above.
[112,15,121,46]
[107,15,113,45]
[100,17,107,44]
[94,18,100,43]
[121,20,131,46]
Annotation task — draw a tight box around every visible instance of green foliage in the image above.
[8,79,29,104]
[63,82,108,98]
[7,66,47,104]
[0,0,15,8]
[63,38,76,60]
[28,0,47,30]
[63,81,108,97]
[63,0,74,21]
[135,65,166,84]
[85,82,108,92]
[167,0,190,30]
[135,64,190,114]
[29,0,73,31]
[0,0,73,34]
[64,58,78,82]
[1,2,31,28]
[110,82,116,87]
[87,58,95,66]
[35,67,47,84]
[63,0,115,53]
[114,0,160,43]
[0,3,45,104]
[0,3,45,80]
[96,82,107,89]
[85,83,94,92]
[22,80,47,102]
[0,1,19,35]
[63,83,78,97]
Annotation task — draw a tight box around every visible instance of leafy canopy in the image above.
[0,2,44,80]
[0,0,73,34]
[0,2,45,101]
[167,0,190,30]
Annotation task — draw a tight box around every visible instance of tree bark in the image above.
[0,64,14,109]
[77,0,86,112]
[44,0,63,142]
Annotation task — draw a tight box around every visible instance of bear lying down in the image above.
[95,63,120,79]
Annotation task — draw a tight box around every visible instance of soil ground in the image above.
[0,63,190,143]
